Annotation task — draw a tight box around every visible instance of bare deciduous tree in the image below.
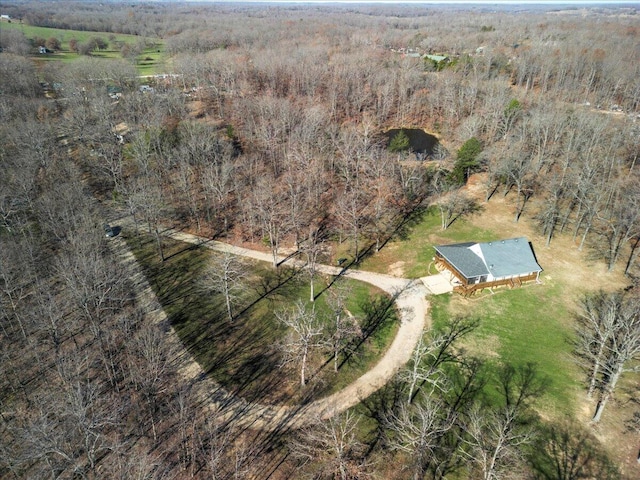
[464,403,534,480]
[436,188,481,230]
[578,290,640,423]
[302,223,326,303]
[202,251,247,322]
[289,410,369,480]
[334,185,369,263]
[529,420,620,480]
[462,363,545,480]
[201,153,236,233]
[595,177,640,271]
[497,148,537,223]
[252,175,288,268]
[325,280,360,373]
[276,300,324,387]
[385,397,454,480]
[574,290,622,399]
[402,317,479,406]
[128,175,169,261]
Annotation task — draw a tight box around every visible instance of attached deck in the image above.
[435,254,540,297]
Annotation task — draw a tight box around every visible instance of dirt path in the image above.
[114,223,429,431]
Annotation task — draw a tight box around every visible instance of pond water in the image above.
[385,128,440,159]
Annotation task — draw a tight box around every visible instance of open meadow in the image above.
[2,20,165,74]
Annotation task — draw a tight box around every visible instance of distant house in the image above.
[424,54,450,71]
[434,237,542,296]
[38,46,48,54]
[425,54,449,63]
[107,85,123,99]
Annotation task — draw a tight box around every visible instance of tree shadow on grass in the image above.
[129,233,300,401]
[300,290,401,402]
[206,318,288,404]
[373,203,431,254]
[358,375,405,454]
[337,293,399,371]
[343,204,430,268]
[135,231,404,408]
[164,260,308,405]
[235,265,302,319]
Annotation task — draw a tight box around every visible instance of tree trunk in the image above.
[587,341,607,398]
[624,236,640,275]
[224,287,233,322]
[269,228,279,268]
[353,227,360,263]
[592,363,623,423]
[301,346,308,386]
[154,226,165,262]
[309,278,315,303]
[407,374,418,406]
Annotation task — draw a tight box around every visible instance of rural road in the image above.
[113,222,430,431]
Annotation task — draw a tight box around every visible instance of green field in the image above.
[126,233,399,405]
[358,205,581,416]
[429,286,580,416]
[123,201,583,415]
[2,21,166,74]
[359,206,495,278]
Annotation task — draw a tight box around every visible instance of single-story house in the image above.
[434,237,542,296]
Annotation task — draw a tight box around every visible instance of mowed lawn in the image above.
[360,203,583,416]
[429,286,581,416]
[359,207,496,279]
[3,21,165,74]
[125,233,399,406]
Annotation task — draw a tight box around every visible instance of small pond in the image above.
[385,128,441,159]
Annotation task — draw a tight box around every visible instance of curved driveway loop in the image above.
[115,225,429,431]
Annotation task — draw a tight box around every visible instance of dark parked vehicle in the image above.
[104,223,115,238]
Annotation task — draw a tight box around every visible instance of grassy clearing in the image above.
[429,283,581,416]
[3,22,165,74]
[125,233,398,405]
[357,190,637,473]
[136,50,166,76]
[359,206,495,278]
[359,199,584,416]
[3,21,153,49]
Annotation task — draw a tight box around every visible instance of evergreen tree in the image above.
[450,137,483,185]
[389,129,411,153]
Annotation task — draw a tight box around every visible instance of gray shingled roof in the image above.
[435,242,488,278]
[435,237,542,280]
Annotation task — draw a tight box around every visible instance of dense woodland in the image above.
[1,1,640,479]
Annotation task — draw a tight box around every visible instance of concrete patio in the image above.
[420,272,454,295]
